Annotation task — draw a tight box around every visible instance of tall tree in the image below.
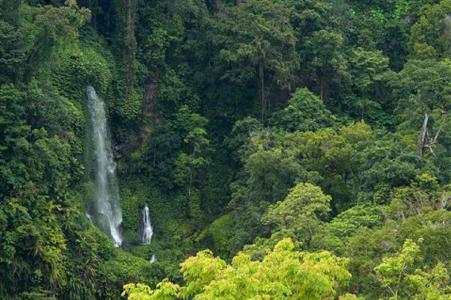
[212,0,299,121]
[1,0,21,26]
[393,59,451,157]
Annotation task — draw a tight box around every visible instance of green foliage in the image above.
[172,105,211,224]
[345,208,450,298]
[123,238,354,300]
[301,29,348,102]
[1,0,451,298]
[385,173,449,220]
[215,0,298,82]
[410,0,451,58]
[212,0,299,120]
[346,47,394,124]
[394,59,451,119]
[375,239,451,299]
[311,204,384,255]
[391,58,451,176]
[264,183,331,239]
[120,192,141,244]
[52,45,113,100]
[99,249,158,291]
[244,183,332,257]
[224,116,262,167]
[271,88,338,132]
[196,214,234,258]
[123,281,180,300]
[114,87,144,130]
[226,118,442,254]
[0,20,26,82]
[20,3,90,81]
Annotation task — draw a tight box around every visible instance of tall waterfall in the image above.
[86,86,123,246]
[141,205,153,244]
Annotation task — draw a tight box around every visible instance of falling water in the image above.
[85,212,93,223]
[86,86,123,246]
[141,205,154,245]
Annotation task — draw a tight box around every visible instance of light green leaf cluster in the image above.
[375,239,451,299]
[123,238,354,300]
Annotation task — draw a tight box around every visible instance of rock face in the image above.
[138,75,160,145]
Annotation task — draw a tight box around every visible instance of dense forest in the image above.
[0,0,450,299]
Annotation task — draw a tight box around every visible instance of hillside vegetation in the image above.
[0,0,450,299]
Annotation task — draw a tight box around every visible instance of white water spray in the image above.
[87,86,123,246]
[85,212,93,223]
[141,205,154,245]
[149,255,157,263]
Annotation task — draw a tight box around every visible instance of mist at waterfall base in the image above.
[86,86,123,246]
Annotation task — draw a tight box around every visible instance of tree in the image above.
[0,21,26,83]
[409,0,451,58]
[225,116,262,165]
[301,30,348,102]
[171,106,211,224]
[385,173,449,220]
[375,239,450,299]
[213,0,299,121]
[244,183,333,258]
[21,3,90,81]
[0,83,85,296]
[283,122,372,209]
[271,88,337,132]
[173,105,210,196]
[123,238,355,300]
[375,239,422,299]
[345,209,450,298]
[2,0,21,26]
[263,183,332,248]
[226,126,307,252]
[392,59,451,157]
[311,204,383,255]
[347,48,394,124]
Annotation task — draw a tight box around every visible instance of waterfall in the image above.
[149,255,157,263]
[141,205,154,244]
[141,205,156,262]
[86,86,123,246]
[85,212,93,223]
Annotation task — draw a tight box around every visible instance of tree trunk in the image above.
[431,113,446,145]
[188,168,193,197]
[209,0,221,11]
[320,76,327,102]
[259,61,265,122]
[417,112,429,156]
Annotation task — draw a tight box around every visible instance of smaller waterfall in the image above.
[141,205,154,245]
[85,213,93,223]
[149,255,157,263]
